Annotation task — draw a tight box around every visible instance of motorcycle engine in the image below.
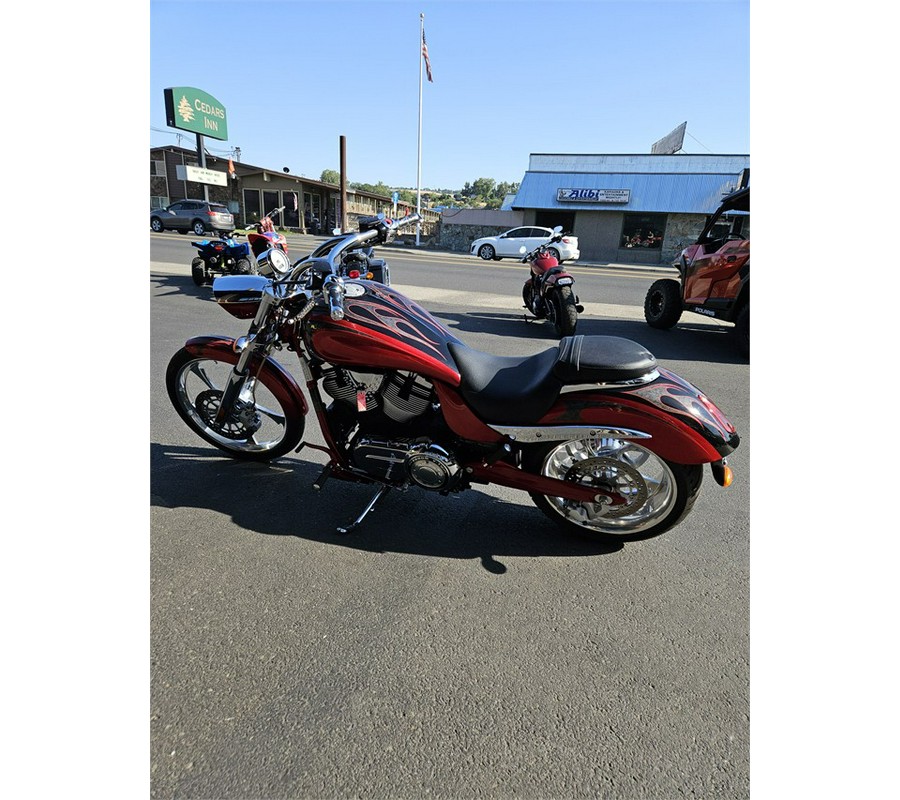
[349,436,460,491]
[322,368,435,421]
[321,367,458,490]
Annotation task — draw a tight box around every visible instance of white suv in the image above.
[470,226,580,262]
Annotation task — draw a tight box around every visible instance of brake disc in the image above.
[196,389,262,439]
[565,456,648,518]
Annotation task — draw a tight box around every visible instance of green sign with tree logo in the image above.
[164,87,228,141]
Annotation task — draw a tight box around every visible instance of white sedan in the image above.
[470,226,580,262]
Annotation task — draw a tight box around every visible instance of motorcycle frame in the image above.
[182,327,730,506]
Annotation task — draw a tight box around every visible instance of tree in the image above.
[320,169,340,185]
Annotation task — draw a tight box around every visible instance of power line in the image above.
[685,131,714,153]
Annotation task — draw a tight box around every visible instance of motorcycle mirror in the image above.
[332,228,342,236]
[552,225,563,235]
[519,246,527,254]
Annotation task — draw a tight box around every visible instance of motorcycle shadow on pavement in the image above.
[433,310,748,365]
[150,442,624,573]
[150,272,218,302]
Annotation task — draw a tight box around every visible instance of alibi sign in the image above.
[164,87,228,141]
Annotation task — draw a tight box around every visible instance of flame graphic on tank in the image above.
[342,283,460,361]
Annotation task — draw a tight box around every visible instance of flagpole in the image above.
[416,12,424,246]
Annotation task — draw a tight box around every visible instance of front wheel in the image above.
[478,244,496,260]
[150,218,164,233]
[191,257,207,286]
[550,286,578,337]
[166,349,305,461]
[644,278,683,329]
[523,437,703,544]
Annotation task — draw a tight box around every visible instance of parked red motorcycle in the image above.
[247,206,288,259]
[166,213,739,544]
[521,227,584,337]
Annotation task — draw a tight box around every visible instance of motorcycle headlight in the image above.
[256,247,291,277]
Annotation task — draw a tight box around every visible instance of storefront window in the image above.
[620,213,667,249]
[263,191,280,222]
[243,189,261,224]
[282,191,300,227]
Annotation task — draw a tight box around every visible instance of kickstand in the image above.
[336,485,391,534]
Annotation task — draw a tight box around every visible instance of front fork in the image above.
[213,291,279,426]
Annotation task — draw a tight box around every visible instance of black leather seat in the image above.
[448,335,657,424]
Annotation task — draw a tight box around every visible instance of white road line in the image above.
[151,261,724,326]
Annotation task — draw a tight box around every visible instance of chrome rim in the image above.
[480,246,493,259]
[175,358,288,453]
[541,437,677,534]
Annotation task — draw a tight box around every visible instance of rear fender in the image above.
[542,270,574,293]
[182,336,309,417]
[537,368,739,463]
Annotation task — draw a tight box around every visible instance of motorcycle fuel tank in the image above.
[305,281,464,386]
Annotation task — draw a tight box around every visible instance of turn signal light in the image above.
[711,460,734,487]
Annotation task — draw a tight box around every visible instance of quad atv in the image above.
[644,186,750,357]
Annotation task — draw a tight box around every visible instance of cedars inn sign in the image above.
[164,87,228,141]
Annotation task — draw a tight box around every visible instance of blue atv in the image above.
[190,231,255,286]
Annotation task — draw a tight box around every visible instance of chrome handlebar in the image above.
[303,213,421,319]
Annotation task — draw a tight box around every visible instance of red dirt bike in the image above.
[247,206,289,260]
[521,227,584,337]
[166,213,739,543]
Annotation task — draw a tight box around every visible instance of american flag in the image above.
[422,28,433,83]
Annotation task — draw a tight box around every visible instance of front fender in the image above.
[182,335,308,417]
[538,368,739,464]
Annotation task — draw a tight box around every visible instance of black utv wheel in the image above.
[644,278,683,329]
[735,305,749,358]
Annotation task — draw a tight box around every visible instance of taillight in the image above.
[348,270,361,279]
[562,237,572,243]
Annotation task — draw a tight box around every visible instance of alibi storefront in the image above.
[511,153,750,264]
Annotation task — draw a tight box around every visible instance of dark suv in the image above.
[643,186,749,357]
[150,200,235,236]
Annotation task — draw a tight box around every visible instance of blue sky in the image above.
[150,0,749,190]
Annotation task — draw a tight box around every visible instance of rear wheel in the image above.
[550,286,578,337]
[192,220,207,236]
[644,278,683,329]
[166,349,304,461]
[547,247,561,262]
[524,437,703,544]
[234,257,255,275]
[478,244,496,260]
[191,257,207,286]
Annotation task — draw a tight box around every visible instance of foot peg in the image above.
[337,485,391,534]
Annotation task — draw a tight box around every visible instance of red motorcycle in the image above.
[521,227,584,337]
[247,206,288,260]
[166,213,739,543]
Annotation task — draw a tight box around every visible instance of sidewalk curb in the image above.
[278,232,676,274]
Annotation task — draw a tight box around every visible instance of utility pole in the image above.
[340,135,348,233]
